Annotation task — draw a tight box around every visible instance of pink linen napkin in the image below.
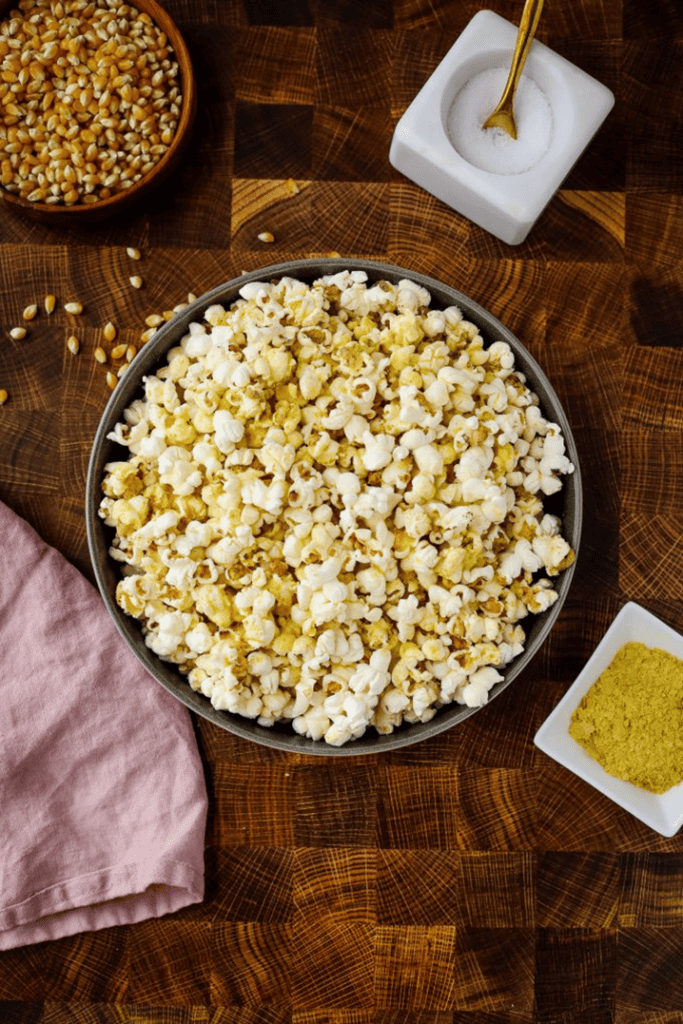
[0,498,208,949]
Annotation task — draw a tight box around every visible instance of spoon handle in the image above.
[497,0,545,109]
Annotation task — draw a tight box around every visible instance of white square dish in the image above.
[534,601,683,837]
[389,9,615,245]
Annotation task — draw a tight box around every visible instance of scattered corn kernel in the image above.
[9,327,26,340]
[94,345,107,364]
[145,313,164,327]
[44,294,56,314]
[22,304,37,321]
[106,371,117,390]
[257,231,275,243]
[284,178,300,195]
[126,247,142,261]
[64,301,83,315]
[103,321,117,342]
[67,335,80,355]
[129,275,143,289]
[187,293,197,303]
[126,345,137,361]
[0,388,8,405]
[111,343,127,360]
[140,327,157,343]
[117,362,130,378]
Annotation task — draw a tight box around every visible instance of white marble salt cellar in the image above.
[389,10,615,245]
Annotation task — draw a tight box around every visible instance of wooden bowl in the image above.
[0,0,196,223]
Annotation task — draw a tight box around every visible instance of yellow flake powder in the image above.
[569,641,683,794]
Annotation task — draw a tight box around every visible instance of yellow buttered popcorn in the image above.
[100,270,575,746]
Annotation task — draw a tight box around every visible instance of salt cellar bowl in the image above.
[389,9,615,245]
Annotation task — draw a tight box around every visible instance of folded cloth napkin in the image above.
[0,498,208,949]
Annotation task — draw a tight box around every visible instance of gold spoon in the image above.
[481,0,545,139]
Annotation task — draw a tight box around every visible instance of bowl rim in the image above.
[0,0,196,219]
[86,257,583,755]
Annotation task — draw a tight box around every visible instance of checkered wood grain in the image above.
[1,0,683,1021]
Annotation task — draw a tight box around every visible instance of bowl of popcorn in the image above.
[87,258,582,753]
[0,0,195,221]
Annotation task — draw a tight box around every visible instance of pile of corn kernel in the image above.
[99,270,576,746]
[0,0,181,206]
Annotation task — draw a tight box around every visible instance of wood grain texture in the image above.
[2,0,683,1022]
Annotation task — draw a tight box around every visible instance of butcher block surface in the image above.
[1,0,683,1020]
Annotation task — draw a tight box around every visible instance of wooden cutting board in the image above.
[2,0,683,1019]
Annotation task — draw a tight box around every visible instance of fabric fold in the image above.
[0,498,208,949]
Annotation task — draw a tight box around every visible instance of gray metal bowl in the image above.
[86,258,582,755]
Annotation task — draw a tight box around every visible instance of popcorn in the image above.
[147,611,192,659]
[213,409,245,453]
[360,430,395,471]
[413,443,444,476]
[100,271,576,746]
[460,666,504,707]
[186,622,213,655]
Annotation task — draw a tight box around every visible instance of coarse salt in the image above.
[446,67,553,175]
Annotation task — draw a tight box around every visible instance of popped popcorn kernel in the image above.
[100,270,575,746]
